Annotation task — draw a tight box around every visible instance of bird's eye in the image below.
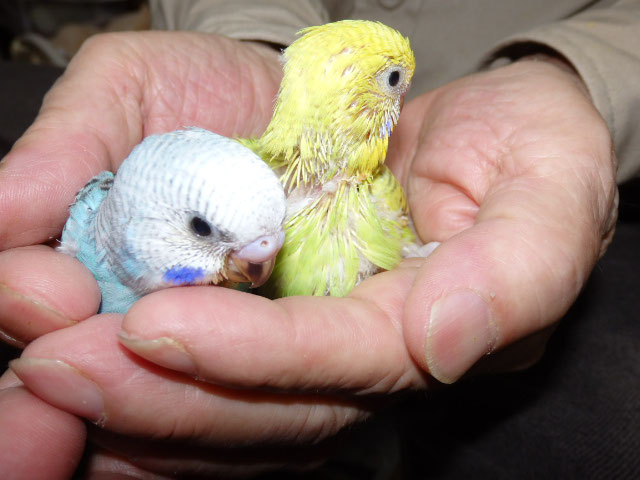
[377,66,405,94]
[190,216,212,237]
[387,69,400,87]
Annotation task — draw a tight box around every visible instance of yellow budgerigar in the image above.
[241,20,432,297]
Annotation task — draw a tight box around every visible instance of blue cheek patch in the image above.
[163,266,206,286]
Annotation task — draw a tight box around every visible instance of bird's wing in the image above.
[59,171,139,313]
[59,171,114,256]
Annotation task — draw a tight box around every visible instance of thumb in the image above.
[403,195,606,384]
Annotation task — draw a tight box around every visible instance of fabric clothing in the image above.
[150,0,640,182]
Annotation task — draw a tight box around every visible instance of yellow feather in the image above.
[243,20,417,297]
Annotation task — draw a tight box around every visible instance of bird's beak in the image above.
[226,230,285,288]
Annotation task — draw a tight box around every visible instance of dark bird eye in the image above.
[388,69,400,87]
[190,216,212,237]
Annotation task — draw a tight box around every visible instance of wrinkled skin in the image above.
[0,31,617,478]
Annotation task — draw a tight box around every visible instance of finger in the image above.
[387,94,481,242]
[86,430,326,479]
[82,448,173,480]
[405,179,478,241]
[116,263,429,394]
[0,386,86,480]
[12,315,368,447]
[469,324,558,375]
[0,245,100,345]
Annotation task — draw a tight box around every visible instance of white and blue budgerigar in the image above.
[58,128,287,314]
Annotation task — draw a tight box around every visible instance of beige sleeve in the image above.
[149,0,640,181]
[482,0,640,182]
[149,0,333,46]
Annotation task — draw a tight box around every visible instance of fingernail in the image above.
[426,290,497,384]
[0,369,23,389]
[0,283,75,344]
[0,326,26,349]
[118,331,197,376]
[10,358,105,424]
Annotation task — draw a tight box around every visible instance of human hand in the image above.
[387,56,617,378]
[4,50,617,476]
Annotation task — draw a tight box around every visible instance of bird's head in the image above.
[264,20,415,182]
[99,128,286,293]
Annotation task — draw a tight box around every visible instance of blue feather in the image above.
[163,266,206,286]
[60,172,140,314]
